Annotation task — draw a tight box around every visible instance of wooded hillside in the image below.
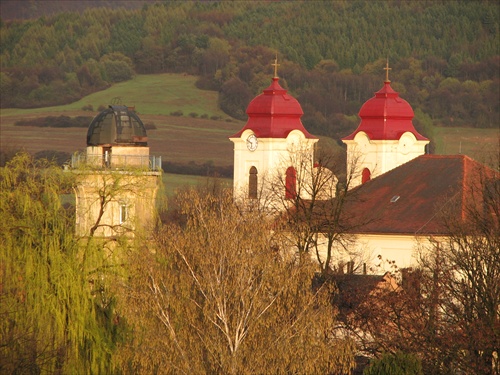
[1,1,498,141]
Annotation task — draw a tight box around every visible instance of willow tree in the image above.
[118,188,355,375]
[0,153,123,374]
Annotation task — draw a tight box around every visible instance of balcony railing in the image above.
[70,153,162,171]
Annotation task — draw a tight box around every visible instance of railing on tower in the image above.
[70,153,162,171]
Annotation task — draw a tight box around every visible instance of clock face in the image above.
[246,134,258,151]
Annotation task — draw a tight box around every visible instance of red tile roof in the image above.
[341,155,498,235]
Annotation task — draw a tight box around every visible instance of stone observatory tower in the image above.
[229,57,318,209]
[71,105,162,238]
[342,61,429,188]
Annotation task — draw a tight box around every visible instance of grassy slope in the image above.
[1,73,498,170]
[1,74,228,117]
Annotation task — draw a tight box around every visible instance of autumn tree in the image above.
[117,188,355,375]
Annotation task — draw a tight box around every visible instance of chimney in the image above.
[347,261,354,274]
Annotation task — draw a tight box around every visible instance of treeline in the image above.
[0,1,498,137]
[13,114,157,129]
[14,115,93,128]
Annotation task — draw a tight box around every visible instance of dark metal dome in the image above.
[87,105,148,146]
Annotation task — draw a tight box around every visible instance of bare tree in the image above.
[118,188,356,375]
[268,143,366,276]
[415,167,500,374]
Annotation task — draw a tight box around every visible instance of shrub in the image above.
[81,104,94,111]
[189,112,199,118]
[34,150,72,166]
[170,110,183,117]
[364,352,423,375]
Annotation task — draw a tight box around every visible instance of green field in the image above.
[0,74,244,167]
[0,74,229,118]
[163,172,231,197]
[433,127,499,167]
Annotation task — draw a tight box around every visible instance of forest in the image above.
[0,0,498,143]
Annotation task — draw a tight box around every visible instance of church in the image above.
[70,59,498,275]
[228,59,498,274]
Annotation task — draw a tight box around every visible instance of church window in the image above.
[362,168,371,184]
[249,166,258,199]
[285,166,297,199]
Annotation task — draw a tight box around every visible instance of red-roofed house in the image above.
[322,154,499,272]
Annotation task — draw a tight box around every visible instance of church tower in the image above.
[229,58,318,208]
[342,61,429,188]
[71,105,162,237]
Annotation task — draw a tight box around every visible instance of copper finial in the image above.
[272,54,280,78]
[384,58,392,83]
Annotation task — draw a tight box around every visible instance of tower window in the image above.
[249,166,258,199]
[285,166,297,199]
[119,204,129,224]
[362,168,371,184]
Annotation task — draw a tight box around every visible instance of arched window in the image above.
[285,166,297,199]
[249,166,258,199]
[362,168,371,184]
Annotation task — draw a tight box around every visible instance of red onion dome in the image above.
[231,77,316,139]
[343,81,427,141]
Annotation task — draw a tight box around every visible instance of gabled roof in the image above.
[342,155,498,235]
[230,77,316,139]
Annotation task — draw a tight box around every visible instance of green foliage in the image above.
[100,52,134,82]
[364,352,423,375]
[0,153,124,373]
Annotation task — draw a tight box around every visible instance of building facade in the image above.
[71,105,162,237]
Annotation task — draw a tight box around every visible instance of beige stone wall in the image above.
[314,233,438,275]
[74,170,160,238]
